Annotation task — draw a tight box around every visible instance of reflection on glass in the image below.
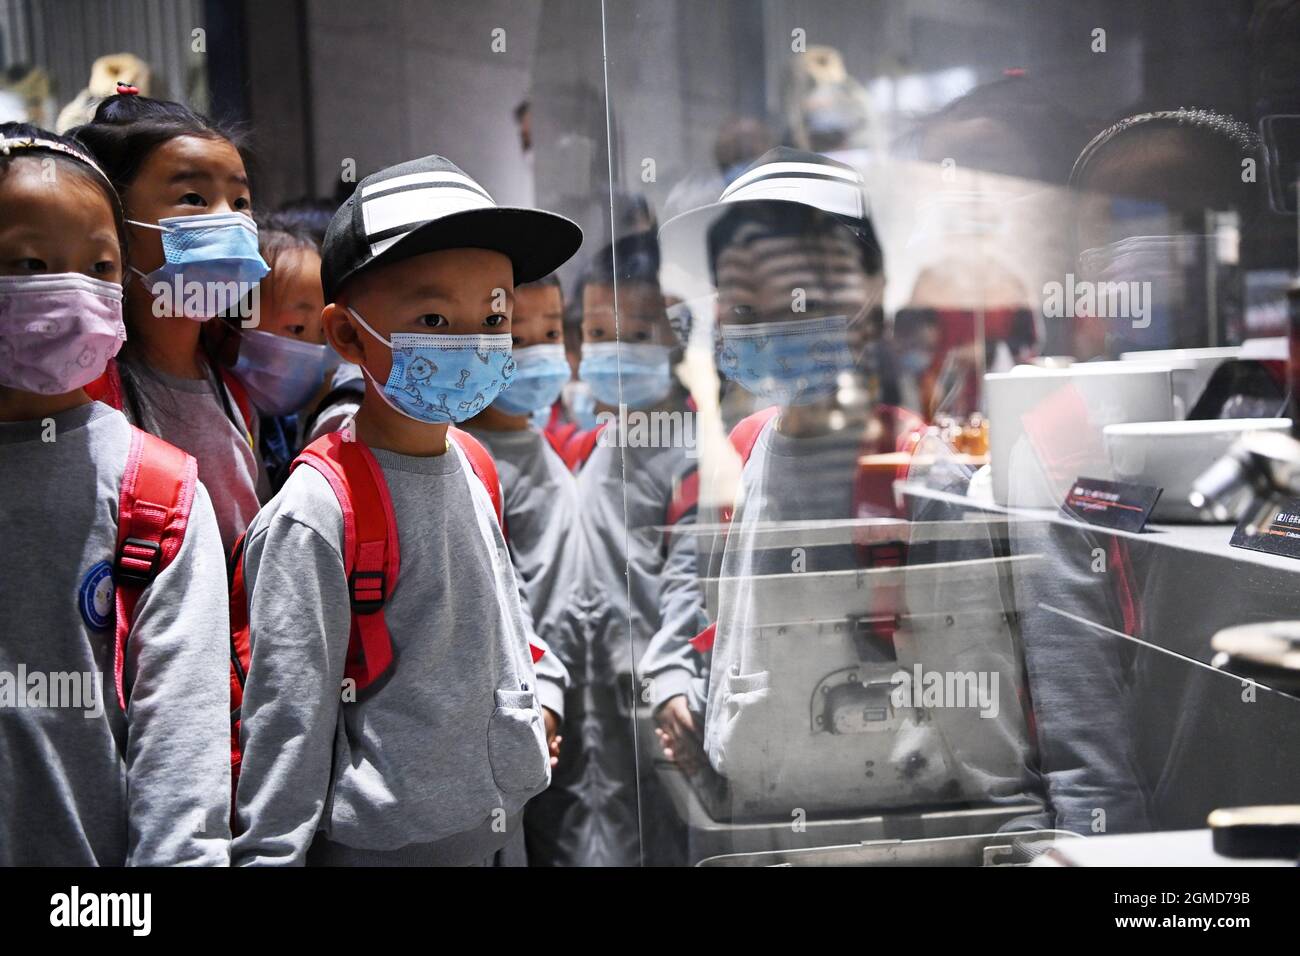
[594,0,1300,868]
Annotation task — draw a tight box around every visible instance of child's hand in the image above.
[542,707,562,767]
[654,695,703,775]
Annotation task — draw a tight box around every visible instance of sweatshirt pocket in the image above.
[713,668,772,778]
[487,688,549,794]
[724,668,771,714]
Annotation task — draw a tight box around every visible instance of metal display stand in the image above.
[696,829,1083,867]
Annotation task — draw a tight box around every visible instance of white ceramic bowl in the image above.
[985,363,1175,507]
[1104,418,1291,522]
[1119,347,1242,418]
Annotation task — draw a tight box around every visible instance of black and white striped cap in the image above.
[321,154,582,301]
[658,147,877,295]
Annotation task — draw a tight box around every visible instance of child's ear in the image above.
[323,303,367,366]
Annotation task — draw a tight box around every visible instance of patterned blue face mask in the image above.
[493,343,570,415]
[348,307,515,424]
[579,342,673,409]
[718,315,854,406]
[128,213,269,314]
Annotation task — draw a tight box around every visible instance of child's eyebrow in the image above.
[167,169,249,188]
[167,169,214,185]
[403,283,454,303]
[403,284,514,308]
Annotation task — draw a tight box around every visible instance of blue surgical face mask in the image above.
[493,343,570,415]
[718,315,854,406]
[579,341,673,409]
[563,380,599,430]
[128,212,270,318]
[232,328,337,416]
[348,307,515,424]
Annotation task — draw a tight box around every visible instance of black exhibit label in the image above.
[1062,476,1162,533]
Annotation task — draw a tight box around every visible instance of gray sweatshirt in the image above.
[639,422,864,710]
[648,415,1044,820]
[574,425,707,688]
[461,425,577,716]
[119,358,269,553]
[231,441,551,865]
[1005,437,1152,833]
[0,401,232,865]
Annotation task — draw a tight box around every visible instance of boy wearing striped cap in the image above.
[232,156,582,865]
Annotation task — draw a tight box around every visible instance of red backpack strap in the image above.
[291,433,400,691]
[85,358,125,411]
[686,407,782,655]
[448,426,504,531]
[728,406,780,461]
[663,465,700,555]
[113,427,198,711]
[216,366,256,446]
[542,400,576,456]
[448,429,543,664]
[561,422,606,473]
[228,530,252,791]
[690,622,717,654]
[719,407,779,523]
[666,467,699,528]
[543,427,567,458]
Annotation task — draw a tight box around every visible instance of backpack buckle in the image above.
[349,570,386,614]
[115,537,162,586]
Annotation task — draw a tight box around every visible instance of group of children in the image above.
[0,86,717,866]
[4,85,1027,864]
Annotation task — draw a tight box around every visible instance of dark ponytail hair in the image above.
[69,93,252,200]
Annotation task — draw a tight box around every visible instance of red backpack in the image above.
[109,428,199,712]
[227,428,542,788]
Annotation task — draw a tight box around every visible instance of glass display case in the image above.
[575,0,1300,867]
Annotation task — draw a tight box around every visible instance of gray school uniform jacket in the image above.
[460,425,576,717]
[0,402,232,865]
[231,441,551,865]
[574,423,708,689]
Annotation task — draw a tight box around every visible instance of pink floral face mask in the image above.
[0,273,125,395]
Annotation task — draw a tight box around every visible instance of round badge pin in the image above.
[78,560,115,631]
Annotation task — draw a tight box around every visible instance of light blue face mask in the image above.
[493,343,571,415]
[718,315,854,406]
[579,341,673,409]
[348,307,515,424]
[232,329,337,416]
[129,212,269,317]
[529,405,552,430]
[563,380,599,430]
